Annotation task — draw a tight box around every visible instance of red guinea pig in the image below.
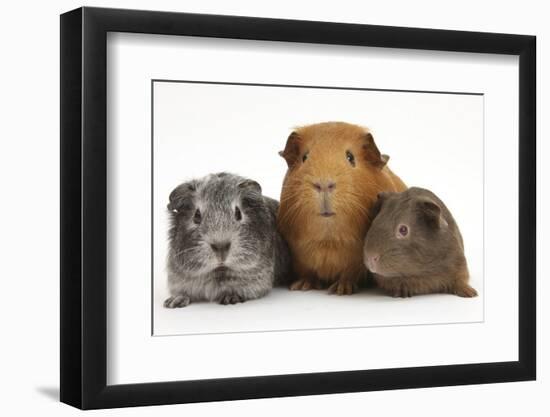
[277,122,407,295]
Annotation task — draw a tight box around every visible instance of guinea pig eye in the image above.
[302,152,309,163]
[346,150,356,167]
[193,209,202,225]
[397,224,409,238]
[234,206,242,221]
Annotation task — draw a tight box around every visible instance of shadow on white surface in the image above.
[35,386,59,402]
[153,285,483,336]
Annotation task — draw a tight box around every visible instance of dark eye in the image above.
[193,209,202,224]
[235,206,242,221]
[398,224,408,237]
[302,152,309,163]
[346,150,355,167]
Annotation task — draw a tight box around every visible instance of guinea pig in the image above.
[164,172,291,308]
[277,121,407,295]
[363,187,478,298]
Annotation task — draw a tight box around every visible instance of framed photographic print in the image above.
[60,6,536,410]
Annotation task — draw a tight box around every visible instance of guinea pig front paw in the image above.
[327,280,357,295]
[216,292,246,305]
[163,295,191,308]
[390,286,413,298]
[289,278,323,291]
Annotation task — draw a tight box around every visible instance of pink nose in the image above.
[367,254,380,270]
[313,180,336,193]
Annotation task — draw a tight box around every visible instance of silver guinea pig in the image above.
[164,172,291,307]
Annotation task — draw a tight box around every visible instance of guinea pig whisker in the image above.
[278,206,303,226]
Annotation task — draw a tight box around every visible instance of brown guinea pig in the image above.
[363,187,478,298]
[277,121,407,295]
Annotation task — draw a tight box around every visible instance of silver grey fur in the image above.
[164,172,291,307]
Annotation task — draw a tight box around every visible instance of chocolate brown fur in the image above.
[277,122,406,295]
[363,187,477,298]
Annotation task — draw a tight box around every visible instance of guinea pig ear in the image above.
[369,197,384,220]
[279,131,302,168]
[361,133,389,169]
[167,181,196,213]
[238,179,262,195]
[415,198,442,228]
[377,191,392,201]
[369,191,392,220]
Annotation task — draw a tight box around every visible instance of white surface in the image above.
[152,81,484,336]
[108,32,516,385]
[155,288,484,335]
[0,1,547,416]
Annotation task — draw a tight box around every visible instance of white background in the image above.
[0,0,546,416]
[152,81,485,336]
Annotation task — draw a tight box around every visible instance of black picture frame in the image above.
[60,6,536,410]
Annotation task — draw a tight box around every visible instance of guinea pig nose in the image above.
[313,180,336,193]
[210,241,231,257]
[368,254,380,267]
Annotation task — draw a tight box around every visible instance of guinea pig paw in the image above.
[454,284,478,298]
[163,295,191,308]
[391,287,412,298]
[289,279,310,291]
[217,293,245,305]
[327,281,357,296]
[289,278,321,291]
